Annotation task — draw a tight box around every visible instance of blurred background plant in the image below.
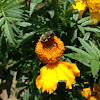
[0,0,100,100]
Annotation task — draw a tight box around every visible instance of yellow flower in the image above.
[36,61,80,94]
[35,36,65,64]
[80,87,92,99]
[86,0,100,24]
[72,0,87,19]
[72,0,100,24]
[80,83,100,100]
[89,96,97,100]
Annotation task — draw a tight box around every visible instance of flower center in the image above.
[43,39,58,51]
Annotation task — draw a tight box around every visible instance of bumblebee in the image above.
[40,30,55,42]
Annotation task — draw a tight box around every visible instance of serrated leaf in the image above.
[3,0,16,10]
[6,17,23,21]
[7,8,23,15]
[78,38,99,60]
[65,46,94,60]
[90,60,100,78]
[7,12,22,18]
[64,53,90,67]
[23,89,29,100]
[30,0,43,16]
[84,27,100,33]
[77,16,90,24]
[0,18,4,27]
[89,41,100,59]
[3,0,21,12]
[77,25,85,35]
[4,21,14,44]
[81,20,94,26]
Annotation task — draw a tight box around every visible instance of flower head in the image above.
[86,0,100,24]
[86,0,100,13]
[80,83,100,100]
[72,0,100,24]
[35,36,65,64]
[80,87,92,99]
[36,61,80,94]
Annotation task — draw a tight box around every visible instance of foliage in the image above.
[0,0,100,100]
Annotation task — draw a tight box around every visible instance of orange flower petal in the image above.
[80,83,100,100]
[35,36,65,64]
[80,87,92,99]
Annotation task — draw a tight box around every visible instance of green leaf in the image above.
[90,60,100,78]
[6,17,23,22]
[77,25,85,35]
[12,24,20,34]
[68,0,75,5]
[77,16,90,24]
[23,89,29,100]
[16,22,32,27]
[84,27,100,33]
[64,53,90,67]
[7,12,22,18]
[30,0,43,16]
[0,13,2,17]
[0,18,4,27]
[17,32,35,47]
[81,20,94,26]
[89,41,100,59]
[73,10,79,21]
[71,29,77,43]
[4,21,14,44]
[65,46,94,60]
[3,0,16,10]
[48,10,54,19]
[83,32,90,40]
[70,22,76,27]
[78,38,99,60]
[3,0,21,12]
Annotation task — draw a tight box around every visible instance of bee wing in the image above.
[40,34,48,42]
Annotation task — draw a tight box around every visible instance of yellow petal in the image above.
[36,61,80,94]
[36,66,59,94]
[72,0,87,19]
